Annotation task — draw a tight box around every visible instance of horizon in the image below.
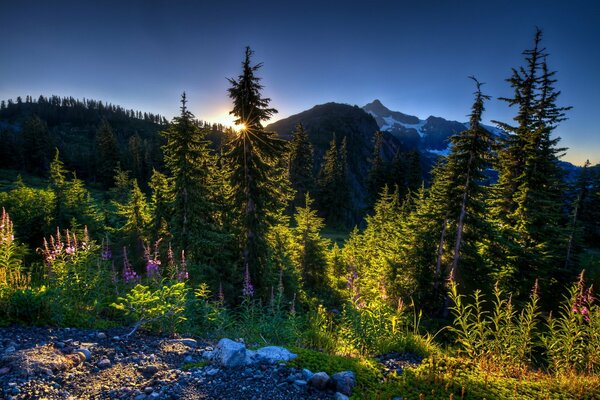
[1,0,599,165]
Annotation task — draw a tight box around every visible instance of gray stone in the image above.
[254,346,297,364]
[97,332,107,339]
[183,355,194,363]
[308,371,330,390]
[294,379,307,387]
[97,359,111,369]
[213,338,246,368]
[170,338,198,348]
[76,348,92,360]
[334,393,350,400]
[4,346,16,354]
[244,349,257,365]
[141,365,159,377]
[144,386,154,394]
[302,368,314,381]
[332,371,356,396]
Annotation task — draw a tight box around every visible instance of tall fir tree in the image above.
[291,193,331,298]
[489,28,572,300]
[288,123,315,209]
[161,93,223,266]
[367,131,388,207]
[225,47,290,295]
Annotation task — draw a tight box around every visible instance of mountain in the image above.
[363,99,506,154]
[266,102,402,214]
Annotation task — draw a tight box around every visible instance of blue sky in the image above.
[1,0,599,164]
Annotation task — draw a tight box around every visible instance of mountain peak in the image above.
[363,100,420,126]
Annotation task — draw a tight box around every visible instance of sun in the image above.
[235,122,247,132]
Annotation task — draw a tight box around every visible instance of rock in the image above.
[244,349,257,365]
[302,368,314,381]
[332,371,356,396]
[112,336,121,341]
[294,379,308,387]
[169,338,198,348]
[212,338,246,368]
[308,371,330,390]
[4,346,16,354]
[144,386,154,394]
[205,367,220,376]
[334,393,350,400]
[183,355,194,363]
[76,348,92,360]
[141,364,159,377]
[97,359,111,369]
[255,346,297,364]
[97,332,107,339]
[0,366,10,375]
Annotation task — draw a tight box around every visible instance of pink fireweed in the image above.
[0,208,14,245]
[242,262,254,297]
[143,239,162,278]
[572,272,595,322]
[101,237,112,260]
[122,246,139,283]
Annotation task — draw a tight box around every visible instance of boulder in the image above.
[332,371,356,396]
[334,393,350,400]
[308,371,330,390]
[213,338,246,368]
[255,346,297,364]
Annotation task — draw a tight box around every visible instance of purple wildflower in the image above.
[0,208,14,245]
[64,230,75,256]
[242,263,254,298]
[122,247,139,283]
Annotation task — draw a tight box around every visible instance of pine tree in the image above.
[316,135,350,227]
[288,123,314,208]
[291,194,331,297]
[95,120,120,188]
[115,179,152,247]
[367,131,388,206]
[148,168,173,242]
[225,47,290,295]
[490,28,571,299]
[161,93,223,265]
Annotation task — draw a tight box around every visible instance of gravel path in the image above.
[0,327,333,400]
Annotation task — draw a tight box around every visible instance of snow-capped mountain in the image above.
[363,99,505,155]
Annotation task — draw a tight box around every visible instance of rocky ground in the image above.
[0,327,336,400]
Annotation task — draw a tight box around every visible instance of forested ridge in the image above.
[1,32,599,399]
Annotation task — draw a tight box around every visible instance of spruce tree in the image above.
[161,93,223,265]
[288,123,315,208]
[490,28,571,299]
[291,193,331,298]
[367,131,388,206]
[317,135,350,227]
[115,179,152,247]
[225,47,290,295]
[149,169,173,242]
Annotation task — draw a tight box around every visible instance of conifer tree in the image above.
[225,47,290,294]
[116,179,152,247]
[291,194,331,297]
[490,28,571,298]
[288,123,315,208]
[367,131,388,206]
[95,120,120,188]
[317,135,350,227]
[161,93,222,264]
[149,169,173,242]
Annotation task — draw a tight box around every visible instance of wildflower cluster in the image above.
[573,272,595,322]
[101,237,112,260]
[122,247,139,284]
[143,239,162,278]
[41,227,89,265]
[176,250,188,281]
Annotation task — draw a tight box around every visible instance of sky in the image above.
[1,0,599,165]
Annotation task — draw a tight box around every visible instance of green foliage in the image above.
[111,281,189,335]
[316,135,350,228]
[95,120,120,188]
[541,272,599,374]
